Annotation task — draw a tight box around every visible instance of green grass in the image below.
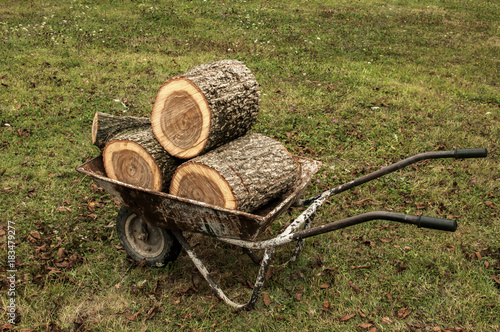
[0,0,499,331]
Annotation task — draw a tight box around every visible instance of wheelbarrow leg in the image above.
[172,231,276,310]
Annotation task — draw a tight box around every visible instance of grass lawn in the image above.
[0,0,498,331]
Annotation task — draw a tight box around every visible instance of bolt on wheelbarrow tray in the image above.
[76,148,487,310]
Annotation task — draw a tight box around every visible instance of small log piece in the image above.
[92,112,151,151]
[151,59,261,159]
[103,128,180,191]
[169,133,299,213]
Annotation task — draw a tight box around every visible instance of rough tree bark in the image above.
[151,59,261,159]
[92,112,151,151]
[169,133,300,213]
[103,128,180,192]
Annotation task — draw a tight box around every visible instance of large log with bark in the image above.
[103,128,180,191]
[169,133,299,213]
[151,59,261,159]
[92,112,151,151]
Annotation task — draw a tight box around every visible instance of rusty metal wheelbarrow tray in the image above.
[76,155,322,242]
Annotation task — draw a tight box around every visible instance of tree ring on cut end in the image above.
[161,91,202,149]
[170,163,237,210]
[103,140,163,191]
[151,78,210,159]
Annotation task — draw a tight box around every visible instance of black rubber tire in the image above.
[116,206,181,267]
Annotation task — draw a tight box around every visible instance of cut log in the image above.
[92,112,151,151]
[169,133,299,212]
[151,59,261,159]
[103,128,180,191]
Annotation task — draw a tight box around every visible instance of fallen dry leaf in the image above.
[398,307,409,319]
[320,283,330,289]
[415,202,427,209]
[292,273,305,280]
[349,280,361,293]
[408,322,425,329]
[32,275,43,283]
[355,198,373,206]
[265,269,274,281]
[46,267,62,275]
[339,314,356,322]
[381,317,393,325]
[145,306,162,320]
[0,324,13,331]
[323,301,330,308]
[485,201,494,208]
[358,309,367,318]
[30,231,41,240]
[263,293,271,307]
[53,259,70,268]
[490,275,500,285]
[26,235,37,243]
[57,248,68,258]
[125,311,141,321]
[36,244,50,252]
[359,323,374,329]
[321,266,339,276]
[294,291,304,302]
[40,252,54,260]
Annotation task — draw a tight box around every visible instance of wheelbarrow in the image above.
[76,148,487,310]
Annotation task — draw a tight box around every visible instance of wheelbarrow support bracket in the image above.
[172,231,275,310]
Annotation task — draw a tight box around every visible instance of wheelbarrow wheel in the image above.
[116,207,181,267]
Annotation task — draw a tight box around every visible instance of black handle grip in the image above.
[454,148,487,159]
[417,215,457,232]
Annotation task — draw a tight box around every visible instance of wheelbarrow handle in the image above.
[417,215,457,232]
[454,148,488,159]
[291,212,457,242]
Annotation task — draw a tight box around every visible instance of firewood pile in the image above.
[92,59,300,213]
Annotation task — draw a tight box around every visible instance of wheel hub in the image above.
[124,214,165,258]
